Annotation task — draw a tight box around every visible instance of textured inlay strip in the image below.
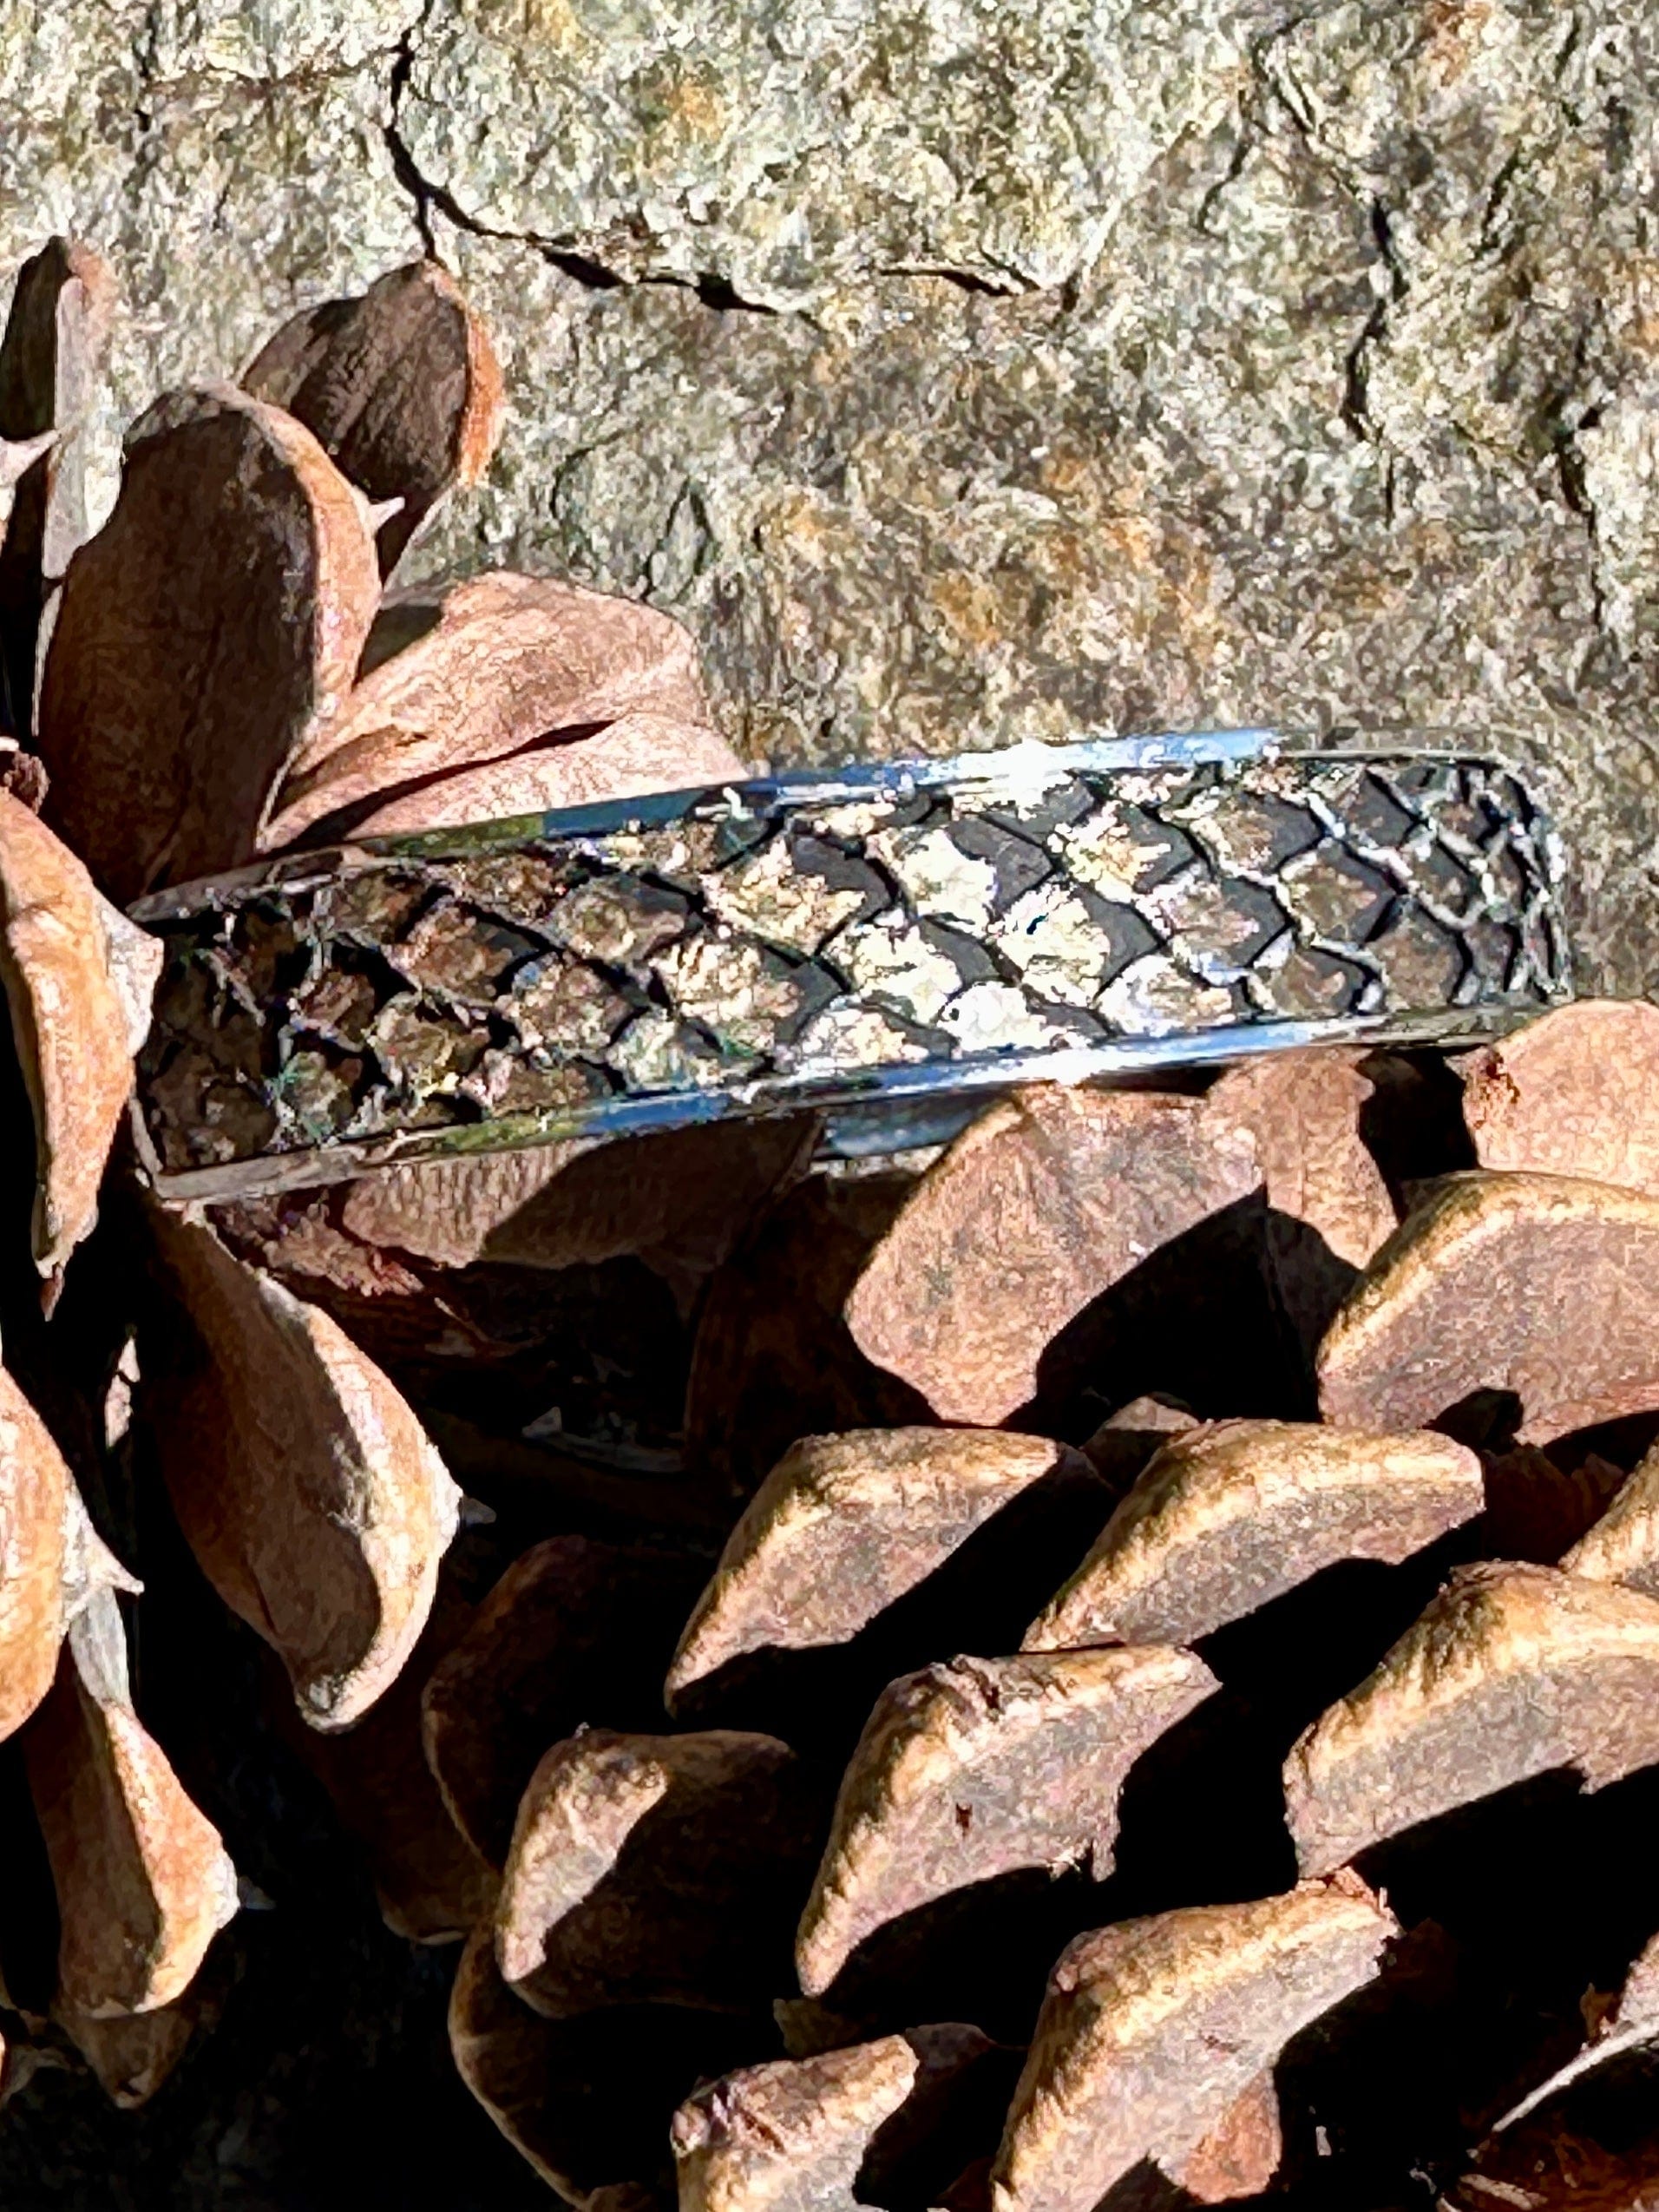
[130,736,1570,1199]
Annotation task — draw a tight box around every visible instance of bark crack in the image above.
[1551,404,1610,640]
[382,8,784,312]
[379,16,1067,315]
[1340,198,1406,452]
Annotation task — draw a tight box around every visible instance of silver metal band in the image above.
[130,731,1571,1202]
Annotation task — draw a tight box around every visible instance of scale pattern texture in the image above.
[134,750,1568,1189]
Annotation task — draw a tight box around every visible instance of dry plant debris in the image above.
[844,1086,1260,1424]
[1318,1171,1659,1441]
[495,1729,816,2017]
[1560,1437,1659,1598]
[449,1921,758,2202]
[1204,1047,1397,1267]
[53,1993,205,2111]
[281,1591,497,1945]
[1460,999,1659,1196]
[1079,1395,1198,1487]
[36,384,381,903]
[1204,1047,1399,1354]
[1024,1419,1484,1651]
[144,1205,461,1729]
[0,236,115,736]
[338,1114,813,1302]
[989,1878,1396,2211]
[0,434,51,496]
[795,1647,1217,1998]
[1178,2073,1286,2205]
[672,2025,997,2212]
[1446,2127,1659,2212]
[23,1641,238,2018]
[337,1143,596,1271]
[0,791,161,1283]
[241,259,504,577]
[0,1360,74,1739]
[423,1536,707,1868]
[448,1924,591,2197]
[1479,1444,1629,1564]
[260,570,744,848]
[667,1428,1100,1706]
[685,1170,933,1501]
[270,674,744,843]
[1493,1926,1659,2132]
[1284,1563,1659,1875]
[0,1365,140,1749]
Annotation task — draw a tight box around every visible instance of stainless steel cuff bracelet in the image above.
[128,729,1571,1202]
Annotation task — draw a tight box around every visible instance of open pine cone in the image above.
[0,242,1657,2211]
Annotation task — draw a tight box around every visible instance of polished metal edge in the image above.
[128,727,1530,923]
[142,1000,1549,1204]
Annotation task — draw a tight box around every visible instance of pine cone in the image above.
[1,240,1656,2212]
